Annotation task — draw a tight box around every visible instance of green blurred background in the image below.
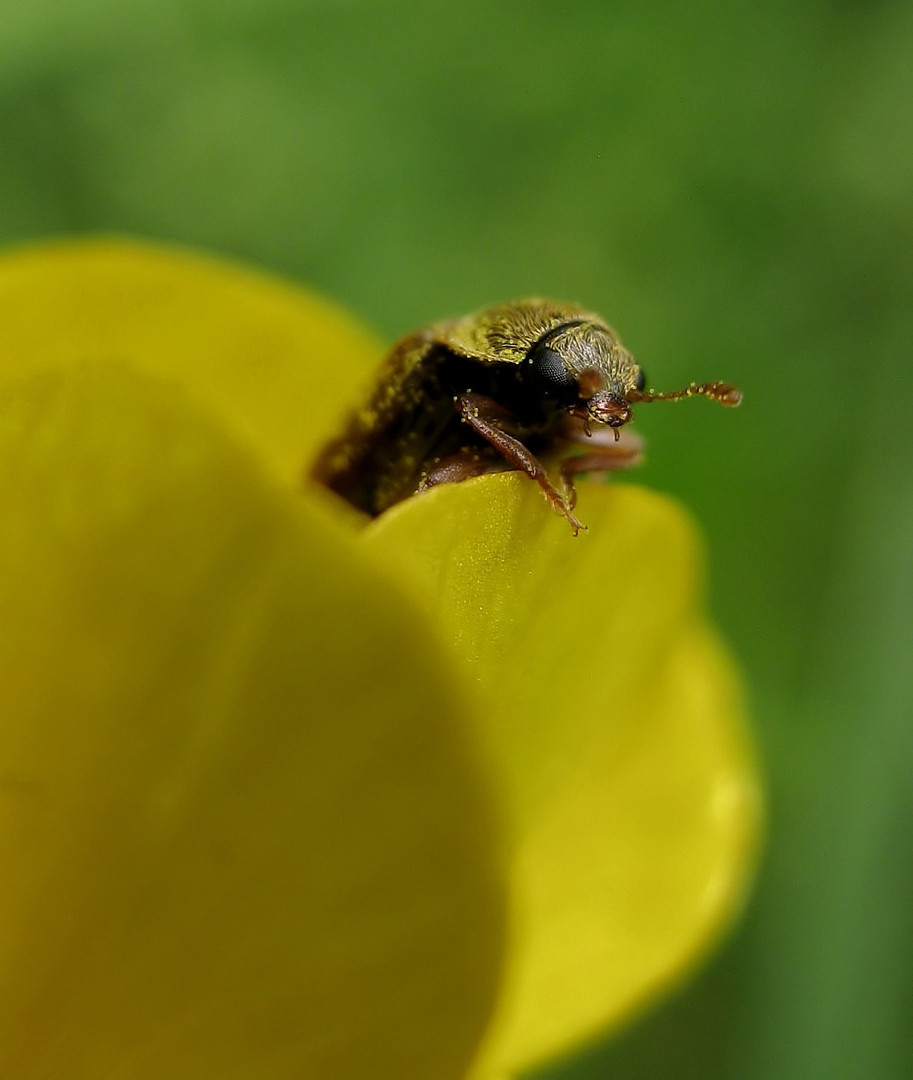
[3,0,910,1076]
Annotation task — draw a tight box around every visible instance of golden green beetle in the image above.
[312,299,741,534]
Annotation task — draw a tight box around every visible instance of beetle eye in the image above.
[634,366,647,392]
[528,343,574,393]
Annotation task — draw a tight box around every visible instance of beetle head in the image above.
[527,321,641,423]
[583,388,633,428]
[526,317,742,434]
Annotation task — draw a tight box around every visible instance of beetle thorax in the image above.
[549,322,639,396]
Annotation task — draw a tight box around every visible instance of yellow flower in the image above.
[0,239,761,1079]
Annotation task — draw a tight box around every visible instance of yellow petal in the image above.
[364,475,762,1077]
[0,363,504,1079]
[0,237,381,485]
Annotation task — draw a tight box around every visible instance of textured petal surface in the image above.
[0,361,504,1077]
[0,237,382,483]
[365,475,762,1076]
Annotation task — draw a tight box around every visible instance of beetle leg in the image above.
[559,446,643,508]
[558,464,578,512]
[455,393,585,534]
[418,449,490,492]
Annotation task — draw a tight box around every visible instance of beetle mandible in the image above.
[311,298,741,534]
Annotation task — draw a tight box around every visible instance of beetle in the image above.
[310,298,741,534]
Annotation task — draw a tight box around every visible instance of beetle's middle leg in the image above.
[418,448,490,492]
[558,448,641,509]
[557,419,643,509]
[454,392,585,534]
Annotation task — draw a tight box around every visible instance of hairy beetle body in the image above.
[311,299,740,533]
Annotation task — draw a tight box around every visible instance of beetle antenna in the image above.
[628,382,742,408]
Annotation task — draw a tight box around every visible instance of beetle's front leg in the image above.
[455,392,585,534]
